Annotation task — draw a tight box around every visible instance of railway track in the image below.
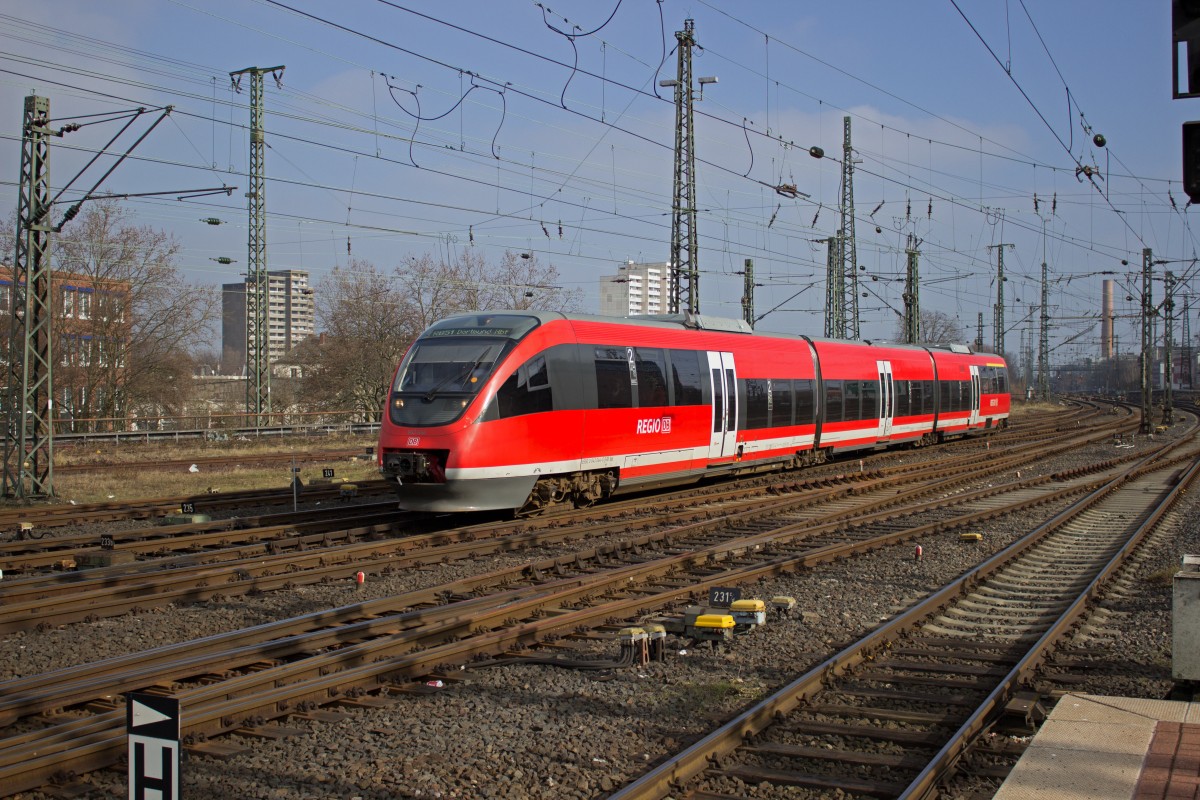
[0,406,1138,632]
[0,402,1156,795]
[609,424,1200,799]
[0,480,394,534]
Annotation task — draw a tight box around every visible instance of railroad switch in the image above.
[770,596,797,616]
[643,622,667,661]
[689,614,736,647]
[641,599,777,654]
[1002,691,1047,731]
[730,599,767,628]
[618,627,650,666]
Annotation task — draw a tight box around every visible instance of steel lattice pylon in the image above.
[1163,270,1175,425]
[667,20,698,315]
[1141,248,1153,434]
[3,96,55,498]
[823,235,843,338]
[839,117,859,339]
[232,66,283,426]
[989,242,1013,357]
[903,239,920,344]
[1038,257,1050,400]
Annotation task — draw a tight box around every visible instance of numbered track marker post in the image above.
[708,586,742,608]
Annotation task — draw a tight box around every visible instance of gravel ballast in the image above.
[4,424,1195,800]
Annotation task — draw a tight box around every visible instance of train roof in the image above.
[440,309,1003,360]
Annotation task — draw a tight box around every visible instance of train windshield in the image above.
[389,314,539,426]
[395,340,507,397]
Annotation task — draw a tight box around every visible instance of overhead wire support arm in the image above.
[52,186,237,207]
[51,106,176,230]
[41,108,147,214]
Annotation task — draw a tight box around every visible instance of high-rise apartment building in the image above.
[221,269,315,375]
[598,261,668,316]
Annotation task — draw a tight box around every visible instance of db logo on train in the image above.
[407,437,420,446]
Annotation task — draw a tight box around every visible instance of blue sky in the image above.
[0,1,1194,365]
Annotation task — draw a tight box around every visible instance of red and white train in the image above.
[378,310,1010,514]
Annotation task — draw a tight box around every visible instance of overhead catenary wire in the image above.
[0,4,1186,339]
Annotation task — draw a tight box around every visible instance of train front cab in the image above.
[379,312,554,512]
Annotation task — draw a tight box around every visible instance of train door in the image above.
[968,365,981,427]
[877,360,894,439]
[707,352,737,459]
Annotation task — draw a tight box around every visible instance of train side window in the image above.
[635,348,669,407]
[894,380,910,416]
[862,380,879,420]
[844,380,862,421]
[594,347,633,409]
[794,379,813,425]
[997,368,1008,394]
[746,379,769,429]
[496,355,553,418]
[825,380,844,423]
[668,349,705,405]
[772,379,793,427]
[939,381,952,413]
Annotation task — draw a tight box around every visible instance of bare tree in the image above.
[293,260,413,419]
[396,251,484,331]
[52,200,216,421]
[396,249,581,320]
[295,250,582,420]
[481,250,582,311]
[893,309,967,345]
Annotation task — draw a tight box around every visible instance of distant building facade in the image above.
[0,265,132,418]
[599,261,668,316]
[221,269,315,375]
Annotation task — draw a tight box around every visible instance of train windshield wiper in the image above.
[422,347,491,402]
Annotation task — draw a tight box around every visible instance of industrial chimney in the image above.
[1101,279,1114,359]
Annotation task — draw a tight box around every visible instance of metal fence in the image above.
[51,410,381,444]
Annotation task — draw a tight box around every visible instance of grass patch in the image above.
[43,435,384,504]
[668,679,759,715]
[1010,400,1068,416]
[1145,566,1178,589]
[54,459,383,505]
